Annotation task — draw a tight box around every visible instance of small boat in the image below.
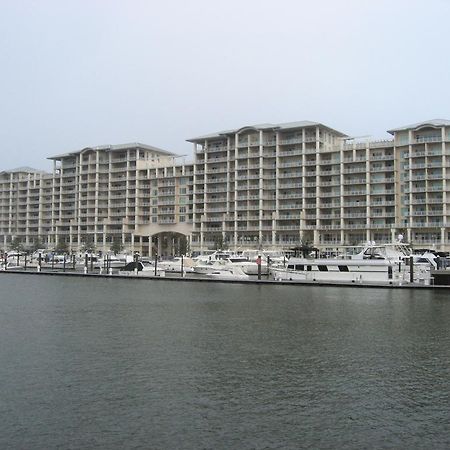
[0,261,24,271]
[118,260,165,277]
[158,257,195,273]
[98,255,128,269]
[227,258,269,275]
[192,259,229,274]
[204,266,250,280]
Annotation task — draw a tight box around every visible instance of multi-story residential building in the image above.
[188,119,450,252]
[1,144,193,256]
[0,167,53,249]
[1,119,450,255]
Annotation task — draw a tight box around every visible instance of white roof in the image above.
[48,142,176,160]
[188,120,347,142]
[387,119,450,134]
[0,166,48,175]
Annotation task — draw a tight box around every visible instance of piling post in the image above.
[257,254,262,280]
[63,254,66,272]
[24,254,27,271]
[134,253,139,276]
[181,254,184,277]
[4,252,7,270]
[17,252,20,268]
[409,256,414,283]
[154,252,158,276]
[85,254,88,274]
[38,252,41,272]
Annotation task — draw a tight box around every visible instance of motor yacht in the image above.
[271,242,436,284]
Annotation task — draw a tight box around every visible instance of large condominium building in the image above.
[1,144,193,256]
[1,119,450,254]
[188,119,450,252]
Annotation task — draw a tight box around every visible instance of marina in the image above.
[2,241,449,287]
[2,265,450,289]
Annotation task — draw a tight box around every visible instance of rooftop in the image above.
[387,119,450,134]
[48,142,176,160]
[187,121,348,142]
[0,166,48,175]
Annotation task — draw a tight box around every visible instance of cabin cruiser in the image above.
[204,266,250,280]
[192,259,229,274]
[271,242,436,284]
[226,257,269,275]
[192,251,268,275]
[157,257,195,273]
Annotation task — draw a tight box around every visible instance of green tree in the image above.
[110,238,123,255]
[214,235,225,250]
[9,238,23,253]
[55,240,69,254]
[30,237,45,252]
[80,234,95,253]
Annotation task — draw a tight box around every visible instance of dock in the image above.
[1,267,449,290]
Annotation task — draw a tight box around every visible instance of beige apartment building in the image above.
[1,144,193,256]
[1,119,450,254]
[188,119,450,252]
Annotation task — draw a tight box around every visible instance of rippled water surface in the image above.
[0,274,449,449]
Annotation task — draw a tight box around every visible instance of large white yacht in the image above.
[271,243,437,284]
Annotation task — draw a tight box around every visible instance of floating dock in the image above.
[1,268,449,289]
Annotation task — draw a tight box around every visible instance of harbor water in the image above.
[0,274,449,449]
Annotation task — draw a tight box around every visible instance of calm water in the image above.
[0,274,449,449]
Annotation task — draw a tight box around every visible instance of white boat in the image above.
[226,257,268,275]
[204,266,250,280]
[193,259,229,274]
[271,243,436,284]
[98,254,128,269]
[0,261,24,270]
[118,260,165,277]
[158,257,195,273]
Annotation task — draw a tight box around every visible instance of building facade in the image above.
[1,119,450,254]
[1,144,193,256]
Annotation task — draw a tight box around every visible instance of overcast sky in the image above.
[1,0,449,170]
